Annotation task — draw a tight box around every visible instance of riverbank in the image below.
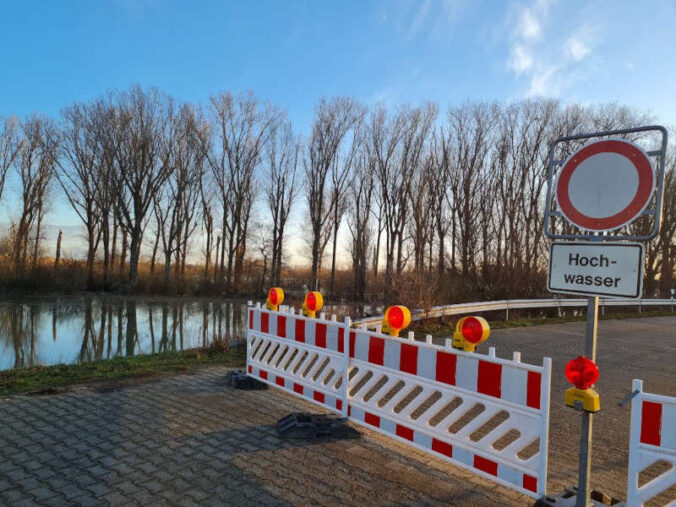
[0,342,246,396]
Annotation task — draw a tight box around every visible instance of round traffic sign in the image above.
[555,139,654,231]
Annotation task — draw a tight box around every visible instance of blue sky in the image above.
[1,0,676,257]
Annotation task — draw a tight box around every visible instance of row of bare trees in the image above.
[0,87,674,301]
[342,100,676,301]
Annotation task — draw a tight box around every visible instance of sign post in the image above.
[543,127,667,507]
[578,295,598,506]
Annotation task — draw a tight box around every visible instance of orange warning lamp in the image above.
[382,306,411,337]
[302,291,323,318]
[265,287,284,311]
[452,316,490,352]
[564,356,600,412]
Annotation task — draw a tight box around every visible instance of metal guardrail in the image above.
[355,298,676,326]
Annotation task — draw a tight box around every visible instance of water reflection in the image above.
[0,296,247,371]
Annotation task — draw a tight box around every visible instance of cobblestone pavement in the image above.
[1,367,529,506]
[1,316,675,506]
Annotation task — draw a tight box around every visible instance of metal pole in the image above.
[577,296,598,507]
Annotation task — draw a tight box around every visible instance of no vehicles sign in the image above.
[547,242,644,298]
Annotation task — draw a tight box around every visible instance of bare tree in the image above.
[152,103,206,288]
[372,103,436,291]
[0,116,22,203]
[347,146,376,301]
[328,106,364,298]
[265,121,299,286]
[91,98,119,288]
[446,103,492,279]
[58,102,107,288]
[205,91,280,292]
[11,116,59,273]
[304,96,361,289]
[110,86,173,288]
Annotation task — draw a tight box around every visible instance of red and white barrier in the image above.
[347,325,551,498]
[247,303,350,417]
[246,304,552,499]
[627,379,676,506]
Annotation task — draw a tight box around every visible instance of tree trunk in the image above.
[164,251,171,289]
[54,230,63,285]
[119,228,127,276]
[214,235,221,286]
[311,225,321,290]
[127,226,140,288]
[102,215,110,288]
[150,229,160,274]
[330,205,339,299]
[32,206,44,270]
[204,214,212,281]
[110,220,117,274]
[86,229,96,290]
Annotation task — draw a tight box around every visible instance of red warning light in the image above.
[565,356,599,390]
[387,306,405,329]
[269,288,279,306]
[306,292,317,311]
[461,317,485,344]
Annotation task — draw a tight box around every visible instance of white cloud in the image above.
[519,7,542,41]
[408,0,432,39]
[528,66,558,96]
[504,2,603,99]
[506,1,550,76]
[508,45,534,74]
[382,0,465,40]
[565,37,590,60]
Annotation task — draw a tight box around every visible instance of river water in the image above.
[0,295,380,371]
[0,295,251,371]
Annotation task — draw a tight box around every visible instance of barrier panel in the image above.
[246,304,552,499]
[247,303,350,416]
[627,379,676,506]
[347,325,551,498]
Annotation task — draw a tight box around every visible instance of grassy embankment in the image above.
[0,342,246,397]
[1,308,673,397]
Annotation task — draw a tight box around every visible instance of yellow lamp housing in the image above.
[302,291,324,318]
[565,387,600,413]
[382,306,411,337]
[452,316,490,352]
[265,287,285,311]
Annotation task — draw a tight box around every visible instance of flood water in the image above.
[0,295,250,372]
[0,295,382,372]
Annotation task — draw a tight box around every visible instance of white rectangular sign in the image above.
[547,242,644,298]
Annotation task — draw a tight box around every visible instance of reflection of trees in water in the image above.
[0,298,250,370]
[0,304,39,369]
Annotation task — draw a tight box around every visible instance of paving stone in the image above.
[101,491,130,505]
[87,482,111,498]
[28,485,58,501]
[0,366,534,506]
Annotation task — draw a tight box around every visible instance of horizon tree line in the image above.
[0,85,674,302]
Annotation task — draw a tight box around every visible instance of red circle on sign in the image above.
[556,140,654,231]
